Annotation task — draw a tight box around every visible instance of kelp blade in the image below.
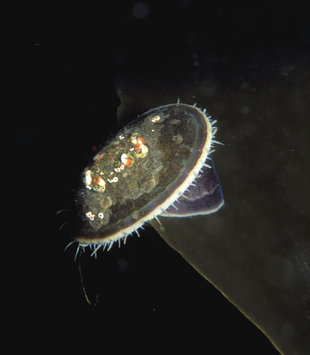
[151,216,310,354]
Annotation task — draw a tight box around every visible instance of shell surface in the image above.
[75,103,223,247]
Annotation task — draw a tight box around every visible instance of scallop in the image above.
[75,103,224,250]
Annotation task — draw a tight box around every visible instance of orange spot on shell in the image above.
[93,176,102,184]
[125,158,134,167]
[134,137,145,151]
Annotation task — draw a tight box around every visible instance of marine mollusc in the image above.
[75,103,224,251]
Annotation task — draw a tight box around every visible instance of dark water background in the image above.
[12,1,309,353]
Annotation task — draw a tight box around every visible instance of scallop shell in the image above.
[75,103,224,250]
